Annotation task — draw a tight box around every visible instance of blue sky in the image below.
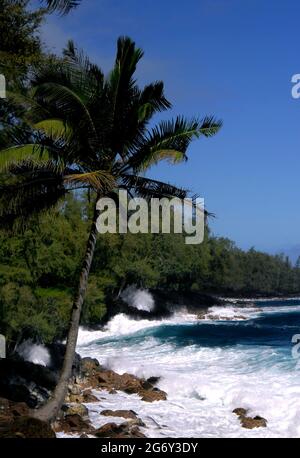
[39,0,300,254]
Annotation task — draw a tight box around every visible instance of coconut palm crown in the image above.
[0,37,221,229]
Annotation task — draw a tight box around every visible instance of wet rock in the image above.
[0,416,55,438]
[68,394,85,403]
[140,389,167,402]
[62,403,88,419]
[233,407,247,417]
[233,408,267,429]
[82,390,99,403]
[240,415,267,429]
[0,397,30,428]
[94,422,122,437]
[78,361,167,402]
[53,414,93,434]
[94,421,146,438]
[146,376,160,385]
[80,358,101,376]
[0,357,56,407]
[0,345,81,408]
[65,383,99,403]
[69,384,82,396]
[100,409,138,420]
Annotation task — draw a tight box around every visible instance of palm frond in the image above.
[124,116,222,172]
[138,81,171,121]
[121,174,188,199]
[43,0,81,15]
[34,118,72,140]
[64,170,115,192]
[0,144,49,172]
[0,160,67,231]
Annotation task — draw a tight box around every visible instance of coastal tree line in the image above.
[1,192,299,350]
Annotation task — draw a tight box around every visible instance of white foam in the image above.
[78,337,300,437]
[121,285,155,312]
[76,310,300,438]
[77,312,197,345]
[17,340,51,367]
[202,303,300,321]
[202,305,260,321]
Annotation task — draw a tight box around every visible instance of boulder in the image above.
[68,394,85,403]
[0,416,55,438]
[232,407,247,417]
[62,403,89,418]
[80,358,101,376]
[100,409,138,420]
[233,408,267,429]
[0,397,29,428]
[69,384,82,396]
[78,363,167,402]
[0,357,55,407]
[94,421,145,438]
[140,388,167,402]
[82,390,99,403]
[146,376,160,385]
[240,415,267,429]
[53,414,93,435]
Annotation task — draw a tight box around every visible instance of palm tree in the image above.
[0,37,222,422]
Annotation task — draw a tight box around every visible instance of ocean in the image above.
[76,298,300,438]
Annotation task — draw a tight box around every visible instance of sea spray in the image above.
[17,340,51,367]
[121,285,155,312]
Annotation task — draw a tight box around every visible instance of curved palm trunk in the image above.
[33,202,100,423]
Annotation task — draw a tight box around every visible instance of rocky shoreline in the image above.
[0,353,269,438]
[0,356,167,438]
[0,295,278,438]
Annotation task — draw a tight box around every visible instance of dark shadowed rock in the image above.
[46,343,81,376]
[0,416,55,438]
[146,376,160,385]
[53,414,93,435]
[94,421,146,438]
[0,347,81,408]
[0,356,56,408]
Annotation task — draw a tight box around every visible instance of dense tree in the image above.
[0,0,46,85]
[1,193,300,354]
